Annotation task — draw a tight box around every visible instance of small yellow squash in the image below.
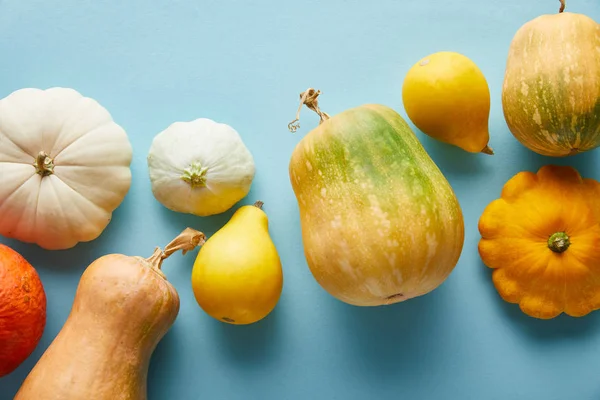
[191,201,283,325]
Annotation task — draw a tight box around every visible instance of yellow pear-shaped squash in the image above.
[403,51,493,154]
[191,201,283,325]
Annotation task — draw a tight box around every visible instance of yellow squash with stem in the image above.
[192,201,283,325]
[402,51,494,154]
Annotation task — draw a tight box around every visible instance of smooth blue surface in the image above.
[1,0,600,399]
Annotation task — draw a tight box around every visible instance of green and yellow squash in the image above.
[288,89,465,306]
[502,5,600,157]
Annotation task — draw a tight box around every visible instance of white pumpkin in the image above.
[147,118,255,216]
[0,87,133,250]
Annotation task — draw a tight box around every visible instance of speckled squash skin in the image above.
[0,244,46,377]
[14,255,180,400]
[502,12,600,157]
[289,104,465,306]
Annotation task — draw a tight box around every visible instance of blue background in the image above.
[1,0,600,399]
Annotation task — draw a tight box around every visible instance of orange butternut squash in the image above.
[14,228,205,400]
[478,165,600,319]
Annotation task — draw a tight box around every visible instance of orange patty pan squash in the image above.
[478,165,600,319]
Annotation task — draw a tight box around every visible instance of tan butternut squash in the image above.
[14,228,205,400]
[288,90,464,306]
[502,1,600,156]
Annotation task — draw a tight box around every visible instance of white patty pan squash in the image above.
[0,87,133,250]
[147,118,255,216]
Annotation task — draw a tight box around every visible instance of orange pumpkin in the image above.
[0,244,46,377]
[478,165,600,319]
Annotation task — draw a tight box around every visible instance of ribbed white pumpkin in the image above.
[0,87,133,250]
[147,118,255,216]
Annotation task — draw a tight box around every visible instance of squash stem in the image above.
[559,0,565,13]
[288,88,330,133]
[481,145,494,155]
[34,151,54,176]
[181,162,208,188]
[548,232,570,253]
[146,228,207,273]
[253,200,264,209]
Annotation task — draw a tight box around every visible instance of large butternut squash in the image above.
[14,228,205,400]
[502,4,600,156]
[288,89,465,306]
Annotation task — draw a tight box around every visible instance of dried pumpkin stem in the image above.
[288,88,330,133]
[34,151,54,176]
[548,231,570,253]
[559,0,565,13]
[253,200,264,209]
[146,228,207,271]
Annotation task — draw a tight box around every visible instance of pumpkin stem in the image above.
[253,200,264,209]
[548,232,570,253]
[146,228,207,272]
[288,88,330,133]
[559,0,565,12]
[481,145,494,155]
[34,151,54,176]
[181,161,209,188]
